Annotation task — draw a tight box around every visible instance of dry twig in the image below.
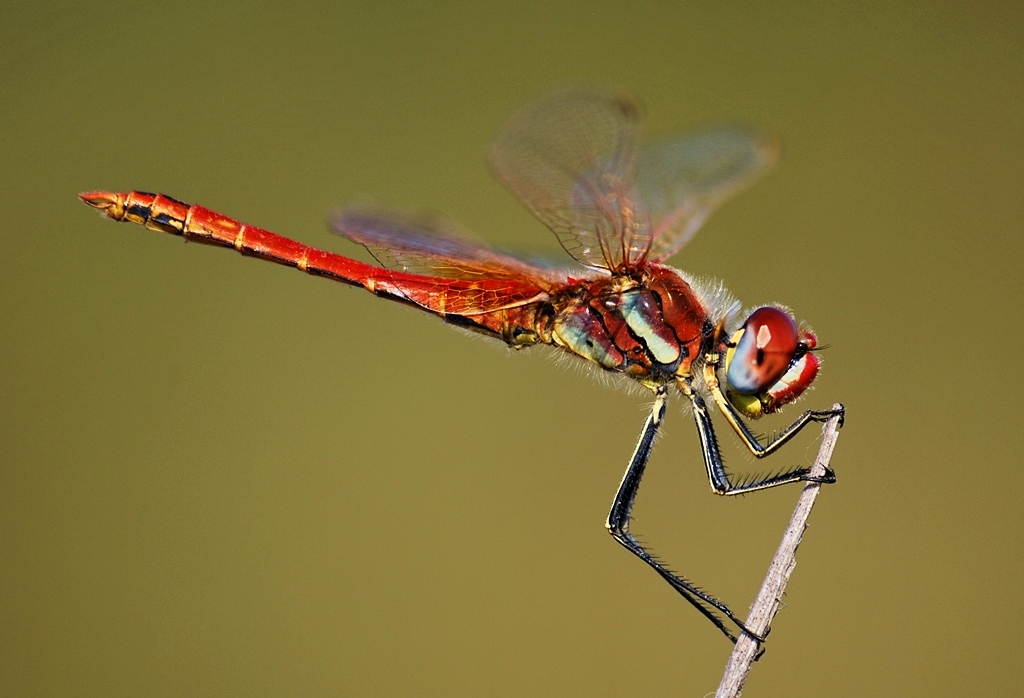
[714,404,844,698]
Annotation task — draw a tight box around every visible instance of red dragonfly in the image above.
[81,89,843,646]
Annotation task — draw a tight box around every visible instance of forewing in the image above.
[332,210,570,284]
[636,126,781,263]
[488,89,652,272]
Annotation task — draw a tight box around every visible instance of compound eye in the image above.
[725,307,800,395]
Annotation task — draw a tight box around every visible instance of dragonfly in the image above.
[81,88,843,646]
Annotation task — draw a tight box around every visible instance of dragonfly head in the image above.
[722,306,820,419]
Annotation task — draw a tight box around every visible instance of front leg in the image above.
[703,361,845,460]
[681,378,839,495]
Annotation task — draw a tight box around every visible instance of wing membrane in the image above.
[386,276,556,317]
[636,127,781,262]
[333,210,571,284]
[488,89,651,272]
[489,89,781,270]
[333,89,782,316]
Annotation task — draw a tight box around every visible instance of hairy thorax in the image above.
[547,265,713,388]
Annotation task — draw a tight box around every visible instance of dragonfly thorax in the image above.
[550,265,710,385]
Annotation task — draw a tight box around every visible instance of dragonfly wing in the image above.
[332,211,586,316]
[636,126,781,263]
[333,210,572,284]
[488,89,653,272]
[382,275,556,317]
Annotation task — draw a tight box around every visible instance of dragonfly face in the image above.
[723,306,821,419]
[81,87,843,648]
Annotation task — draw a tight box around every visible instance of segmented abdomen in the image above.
[80,191,554,344]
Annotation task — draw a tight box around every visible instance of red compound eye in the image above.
[725,307,800,395]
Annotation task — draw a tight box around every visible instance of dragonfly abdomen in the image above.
[80,191,398,288]
[80,191,561,346]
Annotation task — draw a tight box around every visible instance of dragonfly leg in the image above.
[605,386,764,644]
[683,376,843,495]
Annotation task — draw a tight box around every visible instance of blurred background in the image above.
[2,2,1021,696]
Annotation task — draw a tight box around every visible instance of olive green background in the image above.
[2,2,1021,696]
